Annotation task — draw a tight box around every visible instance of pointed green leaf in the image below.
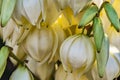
[0,46,9,78]
[104,1,120,32]
[1,0,16,27]
[96,34,109,78]
[79,4,98,28]
[93,17,104,52]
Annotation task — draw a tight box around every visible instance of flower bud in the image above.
[23,27,58,63]
[60,34,96,77]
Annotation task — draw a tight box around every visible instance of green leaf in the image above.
[0,46,9,78]
[93,17,104,52]
[104,1,120,32]
[78,4,98,28]
[1,0,16,27]
[0,0,3,13]
[96,34,109,78]
[0,0,3,24]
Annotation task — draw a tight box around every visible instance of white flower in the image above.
[60,34,96,78]
[13,0,41,25]
[23,27,58,63]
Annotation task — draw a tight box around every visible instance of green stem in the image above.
[7,47,39,80]
[25,65,40,80]
[81,27,85,34]
[9,52,24,65]
[88,34,94,37]
[98,1,108,16]
[86,24,93,36]
[8,47,24,65]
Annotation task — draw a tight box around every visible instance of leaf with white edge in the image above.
[0,46,9,78]
[10,65,34,80]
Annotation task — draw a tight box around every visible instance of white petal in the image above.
[106,56,120,79]
[23,0,41,25]
[83,36,95,72]
[11,27,24,46]
[48,28,58,63]
[56,0,69,9]
[60,35,78,72]
[110,45,120,64]
[24,27,54,63]
[55,65,75,80]
[10,65,33,80]
[45,0,60,25]
[39,0,47,21]
[68,0,91,15]
[52,26,66,62]
[26,56,55,80]
[13,0,29,25]
[92,0,103,8]
[36,62,55,80]
[68,37,87,69]
[2,19,16,41]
